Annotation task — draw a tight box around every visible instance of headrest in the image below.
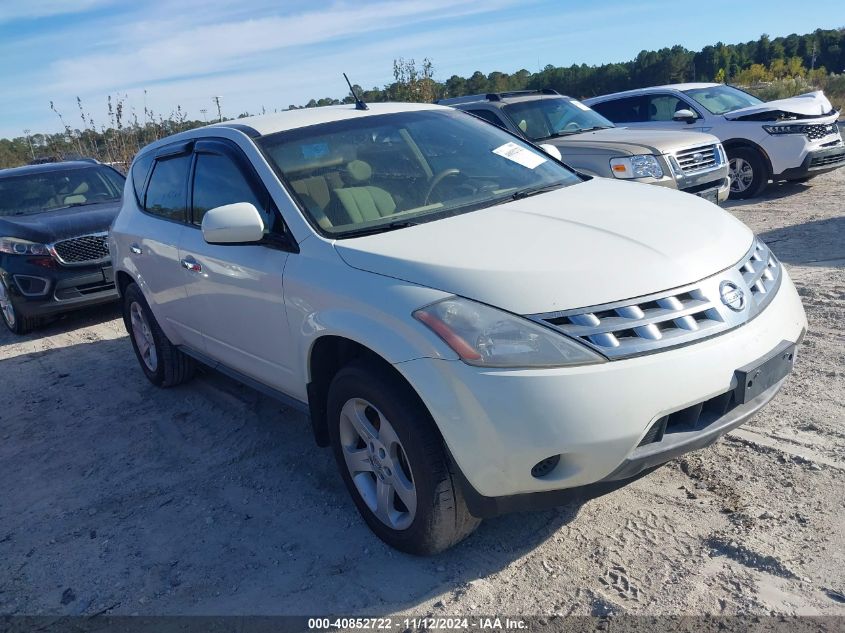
[346,160,372,182]
[73,182,89,194]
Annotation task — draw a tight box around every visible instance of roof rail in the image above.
[438,88,561,106]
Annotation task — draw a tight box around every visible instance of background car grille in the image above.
[804,122,839,141]
[52,233,110,265]
[673,144,720,173]
[529,239,781,360]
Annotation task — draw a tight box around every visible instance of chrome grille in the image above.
[529,239,781,360]
[51,233,110,266]
[673,144,720,173]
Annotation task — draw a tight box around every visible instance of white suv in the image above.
[585,83,844,198]
[110,103,807,554]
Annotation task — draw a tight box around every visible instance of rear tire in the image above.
[327,359,480,555]
[0,278,41,335]
[728,147,768,199]
[123,282,195,387]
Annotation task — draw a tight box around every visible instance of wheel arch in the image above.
[115,270,135,298]
[306,335,430,448]
[722,138,773,176]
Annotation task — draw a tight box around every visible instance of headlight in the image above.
[762,124,806,135]
[413,297,605,368]
[609,154,664,179]
[0,237,51,256]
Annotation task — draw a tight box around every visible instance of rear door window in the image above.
[591,96,647,123]
[144,155,191,222]
[467,109,508,130]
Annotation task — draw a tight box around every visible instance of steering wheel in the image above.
[423,168,461,205]
[563,121,580,132]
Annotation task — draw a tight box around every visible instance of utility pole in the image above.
[23,129,34,158]
[212,96,223,122]
[200,108,208,122]
[810,42,817,71]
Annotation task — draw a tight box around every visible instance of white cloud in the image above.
[0,0,114,23]
[47,0,519,96]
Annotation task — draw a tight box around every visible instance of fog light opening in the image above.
[531,455,561,478]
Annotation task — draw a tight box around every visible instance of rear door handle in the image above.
[130,243,142,255]
[180,256,202,273]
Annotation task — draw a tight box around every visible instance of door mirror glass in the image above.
[201,202,265,244]
[538,144,562,161]
[673,109,698,123]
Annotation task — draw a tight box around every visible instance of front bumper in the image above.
[395,268,806,515]
[0,257,118,318]
[645,162,730,204]
[774,143,845,180]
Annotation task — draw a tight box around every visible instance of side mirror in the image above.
[201,202,265,244]
[673,109,697,123]
[538,143,563,161]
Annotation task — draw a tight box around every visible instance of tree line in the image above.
[1,27,843,169]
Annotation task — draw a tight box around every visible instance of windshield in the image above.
[683,85,763,115]
[258,109,581,238]
[0,165,125,217]
[502,97,614,141]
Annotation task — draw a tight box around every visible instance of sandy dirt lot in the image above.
[0,169,843,618]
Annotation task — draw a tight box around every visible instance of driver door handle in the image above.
[180,256,202,273]
[130,243,142,255]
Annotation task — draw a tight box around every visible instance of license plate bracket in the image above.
[734,341,796,404]
[696,189,719,205]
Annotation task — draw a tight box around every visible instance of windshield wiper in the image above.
[509,182,568,201]
[338,219,420,238]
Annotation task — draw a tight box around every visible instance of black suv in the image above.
[0,160,125,334]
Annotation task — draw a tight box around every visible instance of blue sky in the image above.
[0,0,842,139]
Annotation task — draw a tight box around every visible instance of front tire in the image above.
[122,282,195,387]
[728,147,768,199]
[0,278,41,335]
[327,359,480,555]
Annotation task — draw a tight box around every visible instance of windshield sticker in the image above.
[300,142,329,159]
[492,142,547,169]
[570,99,591,111]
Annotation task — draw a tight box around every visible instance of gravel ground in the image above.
[0,169,843,617]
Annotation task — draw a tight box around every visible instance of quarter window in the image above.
[130,153,154,204]
[144,155,190,221]
[191,153,266,226]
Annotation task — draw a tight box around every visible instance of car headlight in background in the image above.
[609,154,664,179]
[762,124,806,135]
[414,297,605,368]
[0,237,51,256]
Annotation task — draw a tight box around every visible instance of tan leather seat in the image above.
[290,173,343,229]
[63,181,89,205]
[332,160,396,224]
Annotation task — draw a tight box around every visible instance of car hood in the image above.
[723,91,837,120]
[545,127,718,155]
[334,178,753,315]
[0,200,121,244]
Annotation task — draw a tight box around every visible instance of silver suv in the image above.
[440,90,730,205]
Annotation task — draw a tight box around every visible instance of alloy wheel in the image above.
[338,397,417,530]
[0,280,16,328]
[729,157,754,193]
[129,301,158,372]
